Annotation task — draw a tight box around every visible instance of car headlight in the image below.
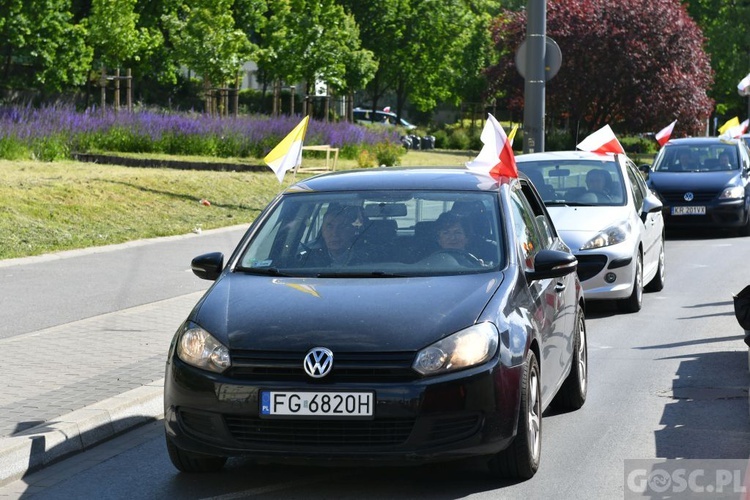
[176,323,231,373]
[719,186,745,200]
[413,323,498,376]
[580,221,630,250]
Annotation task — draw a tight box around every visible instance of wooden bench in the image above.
[296,145,339,173]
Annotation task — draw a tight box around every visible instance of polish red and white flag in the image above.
[465,113,517,180]
[655,120,677,147]
[576,124,625,155]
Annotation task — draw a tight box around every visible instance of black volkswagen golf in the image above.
[164,168,587,480]
[644,137,750,235]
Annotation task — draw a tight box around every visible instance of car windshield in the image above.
[653,144,739,172]
[236,190,504,277]
[517,159,626,206]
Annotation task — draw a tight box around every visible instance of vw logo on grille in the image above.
[303,347,333,378]
[683,192,695,202]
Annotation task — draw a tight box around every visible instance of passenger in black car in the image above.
[433,211,497,264]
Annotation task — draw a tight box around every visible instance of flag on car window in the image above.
[576,124,624,155]
[264,115,310,182]
[718,116,740,135]
[507,124,519,147]
[719,118,749,141]
[655,120,677,147]
[739,74,750,96]
[465,113,517,180]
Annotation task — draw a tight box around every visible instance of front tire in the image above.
[553,308,587,411]
[165,435,227,473]
[489,350,542,480]
[645,236,665,292]
[739,207,750,237]
[618,251,643,313]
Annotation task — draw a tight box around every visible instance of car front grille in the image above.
[427,415,481,443]
[227,350,419,382]
[575,254,608,282]
[223,414,482,448]
[224,416,415,446]
[658,190,719,204]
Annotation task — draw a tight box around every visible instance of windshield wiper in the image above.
[315,271,407,278]
[545,201,589,206]
[238,267,292,277]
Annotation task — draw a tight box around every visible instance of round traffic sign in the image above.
[515,37,562,81]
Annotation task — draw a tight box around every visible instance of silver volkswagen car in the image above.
[517,151,665,312]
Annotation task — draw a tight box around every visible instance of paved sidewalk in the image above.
[0,226,247,487]
[0,291,205,486]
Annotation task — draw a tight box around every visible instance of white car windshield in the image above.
[518,159,626,206]
[236,191,503,277]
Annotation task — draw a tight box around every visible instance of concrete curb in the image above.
[0,380,164,487]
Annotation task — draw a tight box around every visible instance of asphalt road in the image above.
[0,225,249,340]
[3,228,750,499]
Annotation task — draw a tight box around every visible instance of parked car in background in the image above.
[517,151,665,313]
[353,107,417,130]
[164,168,587,480]
[643,137,750,236]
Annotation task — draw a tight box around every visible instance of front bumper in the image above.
[164,357,524,465]
[661,200,747,229]
[574,248,636,301]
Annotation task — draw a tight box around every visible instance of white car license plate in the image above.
[672,206,706,215]
[260,391,374,418]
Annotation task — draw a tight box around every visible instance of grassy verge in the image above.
[1,150,475,260]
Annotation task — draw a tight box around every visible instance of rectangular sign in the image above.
[672,206,706,216]
[260,391,374,418]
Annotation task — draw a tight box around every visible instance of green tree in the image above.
[233,0,292,93]
[85,0,160,70]
[280,0,369,99]
[342,0,489,124]
[163,0,255,99]
[684,1,750,121]
[0,0,92,94]
[486,0,714,136]
[339,0,403,118]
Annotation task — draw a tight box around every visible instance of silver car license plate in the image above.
[260,391,374,418]
[672,206,706,215]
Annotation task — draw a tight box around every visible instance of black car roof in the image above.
[286,167,516,193]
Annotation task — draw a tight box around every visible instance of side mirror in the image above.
[642,193,663,214]
[526,249,578,281]
[191,252,224,281]
[638,164,652,179]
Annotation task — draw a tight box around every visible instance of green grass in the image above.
[0,150,475,260]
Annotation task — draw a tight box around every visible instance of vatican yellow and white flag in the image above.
[264,116,310,182]
[718,116,740,136]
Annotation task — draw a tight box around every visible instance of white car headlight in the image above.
[413,323,499,376]
[176,324,231,373]
[580,221,630,250]
[719,186,745,200]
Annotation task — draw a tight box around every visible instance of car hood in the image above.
[191,272,504,351]
[648,171,741,191]
[547,206,627,233]
[546,206,631,252]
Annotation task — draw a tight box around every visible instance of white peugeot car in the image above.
[517,151,665,312]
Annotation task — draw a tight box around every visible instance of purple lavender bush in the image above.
[0,104,402,162]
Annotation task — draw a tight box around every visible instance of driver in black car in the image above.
[298,205,370,266]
